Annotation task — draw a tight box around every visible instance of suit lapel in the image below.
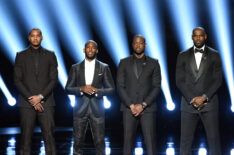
[91,60,100,86]
[80,61,86,85]
[195,47,209,82]
[189,48,198,79]
[138,56,148,79]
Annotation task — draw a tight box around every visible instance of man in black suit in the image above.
[65,40,115,155]
[14,28,58,155]
[176,27,222,155]
[117,35,161,155]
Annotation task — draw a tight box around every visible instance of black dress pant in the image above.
[73,106,105,155]
[180,111,221,155]
[123,111,156,155]
[19,107,56,155]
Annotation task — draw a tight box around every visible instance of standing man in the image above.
[65,40,115,155]
[176,27,222,155]
[14,28,58,155]
[117,35,161,155]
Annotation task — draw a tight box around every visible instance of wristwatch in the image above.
[141,103,146,109]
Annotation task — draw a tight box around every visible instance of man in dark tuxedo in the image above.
[14,28,58,155]
[176,27,222,155]
[65,40,115,155]
[117,35,161,155]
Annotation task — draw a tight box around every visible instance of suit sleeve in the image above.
[41,52,58,99]
[176,53,196,102]
[204,53,222,100]
[65,65,83,96]
[117,60,133,107]
[96,66,115,97]
[144,60,161,106]
[14,52,32,99]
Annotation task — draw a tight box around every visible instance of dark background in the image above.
[0,0,233,153]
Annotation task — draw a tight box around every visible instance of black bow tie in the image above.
[195,48,204,53]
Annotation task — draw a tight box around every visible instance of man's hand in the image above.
[34,103,44,112]
[130,104,137,116]
[28,95,41,106]
[134,104,144,116]
[80,85,97,95]
[191,96,207,110]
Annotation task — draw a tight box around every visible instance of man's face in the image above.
[84,42,98,60]
[192,29,207,48]
[132,36,146,55]
[28,30,43,47]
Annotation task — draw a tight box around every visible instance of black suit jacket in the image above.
[176,46,222,113]
[65,60,115,117]
[117,55,161,112]
[14,46,58,108]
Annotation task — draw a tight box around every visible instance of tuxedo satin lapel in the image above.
[80,61,86,85]
[195,48,209,82]
[37,48,44,76]
[189,49,198,79]
[91,60,100,87]
[138,56,148,79]
[131,57,139,79]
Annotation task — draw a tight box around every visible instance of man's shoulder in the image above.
[119,55,133,63]
[96,60,109,67]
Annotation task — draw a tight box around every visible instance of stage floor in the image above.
[0,126,232,154]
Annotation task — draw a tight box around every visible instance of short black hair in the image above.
[85,40,98,49]
[29,28,42,36]
[192,27,206,35]
[133,34,146,43]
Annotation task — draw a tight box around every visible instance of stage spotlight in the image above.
[48,0,92,62]
[198,148,207,155]
[167,0,198,50]
[166,142,175,155]
[70,139,74,155]
[69,95,76,107]
[88,0,129,65]
[231,148,234,155]
[0,2,24,63]
[125,0,175,111]
[39,140,45,155]
[105,137,111,155]
[135,141,143,155]
[13,0,75,106]
[104,96,111,109]
[207,0,234,110]
[0,75,16,106]
[7,137,16,154]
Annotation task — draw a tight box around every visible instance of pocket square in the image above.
[98,73,103,76]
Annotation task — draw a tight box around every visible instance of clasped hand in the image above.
[80,85,98,95]
[28,95,44,112]
[190,96,207,110]
[130,103,145,117]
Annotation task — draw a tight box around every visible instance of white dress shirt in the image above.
[194,45,205,70]
[85,59,96,85]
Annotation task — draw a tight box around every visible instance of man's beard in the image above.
[134,50,144,55]
[85,53,96,60]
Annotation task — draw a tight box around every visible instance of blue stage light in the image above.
[48,0,92,62]
[105,137,111,155]
[0,75,16,106]
[231,148,234,155]
[13,0,75,106]
[166,141,175,155]
[88,0,129,65]
[125,0,175,111]
[167,0,198,50]
[207,0,234,110]
[39,140,45,155]
[104,96,111,109]
[198,142,207,155]
[135,141,143,155]
[0,2,24,63]
[7,137,16,154]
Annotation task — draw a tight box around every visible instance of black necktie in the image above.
[195,48,204,53]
